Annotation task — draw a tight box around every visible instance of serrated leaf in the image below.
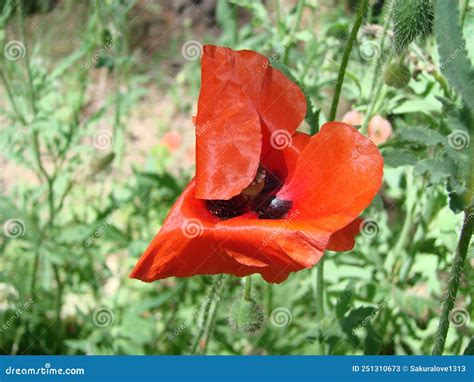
[398,127,444,146]
[414,158,455,184]
[434,0,474,109]
[383,149,418,167]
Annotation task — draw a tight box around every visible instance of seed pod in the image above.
[383,62,411,88]
[228,299,265,335]
[391,0,433,54]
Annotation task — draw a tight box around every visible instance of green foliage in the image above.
[390,0,433,54]
[0,0,472,356]
[433,0,474,110]
[228,299,265,335]
[383,62,411,88]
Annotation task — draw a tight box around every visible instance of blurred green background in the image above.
[0,0,472,355]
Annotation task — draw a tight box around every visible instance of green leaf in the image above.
[341,306,377,346]
[463,338,474,355]
[414,158,455,184]
[364,324,382,355]
[383,149,419,167]
[398,126,444,146]
[434,0,474,110]
[336,287,353,320]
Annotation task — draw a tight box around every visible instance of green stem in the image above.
[315,0,368,338]
[265,283,273,316]
[282,0,305,65]
[461,0,469,27]
[432,207,473,355]
[190,275,224,354]
[328,0,369,121]
[244,275,252,301]
[316,259,324,320]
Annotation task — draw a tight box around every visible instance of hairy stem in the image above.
[190,275,224,354]
[328,0,368,121]
[244,275,252,301]
[432,207,473,355]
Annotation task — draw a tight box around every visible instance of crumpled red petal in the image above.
[326,217,363,252]
[277,122,383,235]
[130,125,382,284]
[195,45,306,200]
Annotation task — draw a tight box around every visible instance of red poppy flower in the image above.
[130,45,383,284]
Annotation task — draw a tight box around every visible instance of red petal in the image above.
[326,217,363,251]
[195,45,306,200]
[130,179,328,284]
[278,122,383,234]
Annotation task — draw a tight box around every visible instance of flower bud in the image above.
[383,62,411,88]
[228,299,265,335]
[391,0,433,54]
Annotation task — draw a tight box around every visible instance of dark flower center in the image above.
[206,166,292,220]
